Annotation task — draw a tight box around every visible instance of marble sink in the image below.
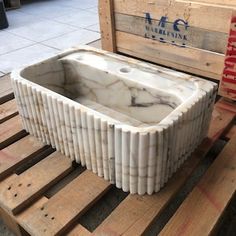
[11,46,217,195]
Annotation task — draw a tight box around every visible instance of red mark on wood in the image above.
[197,184,222,212]
[176,218,192,236]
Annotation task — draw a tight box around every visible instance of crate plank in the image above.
[99,0,116,51]
[93,100,236,235]
[115,13,228,54]
[0,152,73,214]
[0,99,18,124]
[0,115,27,149]
[0,135,48,180]
[0,74,14,104]
[114,0,233,33]
[178,0,236,7]
[18,171,111,236]
[159,133,236,236]
[116,31,224,80]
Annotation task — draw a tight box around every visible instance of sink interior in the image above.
[20,50,197,127]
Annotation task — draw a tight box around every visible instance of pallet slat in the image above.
[18,171,111,236]
[0,99,18,124]
[94,99,236,235]
[0,152,73,214]
[0,135,48,180]
[0,75,14,104]
[160,133,236,236]
[0,115,27,149]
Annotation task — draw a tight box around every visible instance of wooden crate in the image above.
[1,64,236,235]
[99,0,236,100]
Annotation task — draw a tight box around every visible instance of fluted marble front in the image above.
[11,46,217,195]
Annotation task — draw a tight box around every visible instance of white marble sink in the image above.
[11,46,217,195]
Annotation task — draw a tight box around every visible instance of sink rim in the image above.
[11,46,217,133]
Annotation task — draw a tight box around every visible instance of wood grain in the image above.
[99,0,116,51]
[19,171,111,236]
[115,13,228,53]
[116,31,224,80]
[0,152,73,214]
[160,132,236,236]
[0,99,18,124]
[0,74,14,104]
[114,0,233,33]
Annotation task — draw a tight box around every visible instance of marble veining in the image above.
[11,46,217,195]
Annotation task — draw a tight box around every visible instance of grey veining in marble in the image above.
[11,46,217,195]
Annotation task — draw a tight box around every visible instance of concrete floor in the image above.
[0,0,100,75]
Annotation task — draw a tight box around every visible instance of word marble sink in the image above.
[11,46,217,195]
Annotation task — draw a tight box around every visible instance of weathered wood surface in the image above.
[18,171,111,236]
[0,152,73,214]
[99,0,116,52]
[116,31,224,80]
[0,99,18,124]
[115,13,228,53]
[0,75,14,104]
[160,133,236,236]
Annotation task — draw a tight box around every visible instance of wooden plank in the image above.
[99,0,116,52]
[0,135,48,180]
[67,225,92,236]
[160,133,236,236]
[0,115,27,150]
[115,13,228,54]
[0,152,73,214]
[0,74,14,104]
[116,31,224,80]
[219,11,236,101]
[0,99,18,124]
[18,171,111,236]
[215,98,236,114]
[114,0,233,33]
[17,197,91,236]
[93,99,236,236]
[223,125,236,140]
[177,0,236,7]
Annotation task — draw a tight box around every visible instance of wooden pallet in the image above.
[0,71,236,235]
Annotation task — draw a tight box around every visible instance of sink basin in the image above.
[11,46,217,195]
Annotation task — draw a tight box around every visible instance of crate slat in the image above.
[116,31,224,80]
[113,0,234,33]
[160,133,236,236]
[0,152,73,214]
[115,13,227,54]
[93,99,236,235]
[0,115,27,149]
[18,171,111,236]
